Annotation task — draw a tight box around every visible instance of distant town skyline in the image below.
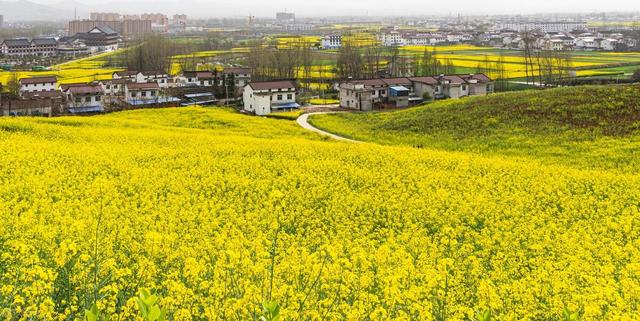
[21,0,640,18]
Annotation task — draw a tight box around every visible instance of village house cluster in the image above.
[368,23,638,51]
[484,30,636,51]
[338,74,493,110]
[0,67,251,116]
[240,73,494,116]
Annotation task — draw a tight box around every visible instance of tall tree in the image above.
[126,34,175,72]
[336,43,364,79]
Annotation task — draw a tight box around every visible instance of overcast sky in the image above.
[29,0,640,17]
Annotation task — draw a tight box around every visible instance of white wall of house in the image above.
[126,89,159,101]
[67,94,103,108]
[339,84,375,111]
[101,82,125,96]
[413,82,437,99]
[20,82,56,93]
[243,86,296,115]
[445,84,469,99]
[243,86,271,116]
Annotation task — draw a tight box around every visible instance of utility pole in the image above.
[225,75,229,106]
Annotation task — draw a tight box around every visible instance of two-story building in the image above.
[222,68,252,88]
[99,78,129,97]
[181,71,216,87]
[125,82,160,103]
[242,80,299,116]
[19,76,58,96]
[141,71,171,88]
[61,83,105,113]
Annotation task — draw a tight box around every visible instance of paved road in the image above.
[296,112,361,143]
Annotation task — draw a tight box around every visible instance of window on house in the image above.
[151,91,157,96]
[142,91,147,97]
[95,95,101,102]
[287,94,292,100]
[75,97,82,103]
[277,95,283,100]
[462,85,467,91]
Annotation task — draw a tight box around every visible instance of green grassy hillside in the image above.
[310,85,640,172]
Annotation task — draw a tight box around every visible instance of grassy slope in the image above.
[310,85,640,173]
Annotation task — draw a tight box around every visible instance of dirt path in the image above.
[296,112,361,143]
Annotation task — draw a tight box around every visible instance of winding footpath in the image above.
[296,112,361,143]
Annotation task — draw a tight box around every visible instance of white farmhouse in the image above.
[61,83,105,113]
[125,82,160,103]
[243,80,299,116]
[19,76,57,96]
[601,39,619,51]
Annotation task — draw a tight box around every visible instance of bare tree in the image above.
[336,42,364,79]
[127,34,175,72]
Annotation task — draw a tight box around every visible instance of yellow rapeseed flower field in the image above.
[0,50,124,89]
[0,106,639,321]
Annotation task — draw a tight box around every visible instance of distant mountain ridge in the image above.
[0,0,243,22]
[0,0,77,22]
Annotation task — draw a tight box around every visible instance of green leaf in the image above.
[149,306,161,321]
[85,304,99,321]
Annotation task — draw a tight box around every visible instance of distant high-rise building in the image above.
[173,14,187,26]
[276,12,295,22]
[141,13,168,26]
[68,19,152,37]
[90,12,121,21]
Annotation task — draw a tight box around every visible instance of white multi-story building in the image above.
[1,38,59,57]
[378,30,405,46]
[243,80,299,116]
[321,35,342,49]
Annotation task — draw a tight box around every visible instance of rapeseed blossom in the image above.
[0,107,638,320]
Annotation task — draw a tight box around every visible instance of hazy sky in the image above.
[29,0,640,17]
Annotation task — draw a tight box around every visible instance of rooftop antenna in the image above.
[74,7,77,20]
